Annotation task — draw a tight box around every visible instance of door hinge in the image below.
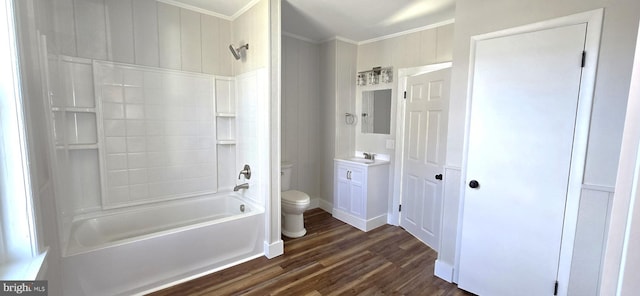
[581,51,586,68]
[554,281,559,295]
[403,91,407,99]
[399,204,402,212]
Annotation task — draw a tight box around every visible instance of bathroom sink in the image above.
[349,158,375,164]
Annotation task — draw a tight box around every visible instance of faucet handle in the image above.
[238,164,251,179]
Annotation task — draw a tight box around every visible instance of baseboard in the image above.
[434,259,454,283]
[332,209,387,232]
[366,214,387,230]
[309,198,321,209]
[264,240,284,259]
[319,199,333,214]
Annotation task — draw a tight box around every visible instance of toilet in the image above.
[281,162,311,238]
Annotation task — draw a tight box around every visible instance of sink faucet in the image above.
[363,152,376,160]
[234,183,249,191]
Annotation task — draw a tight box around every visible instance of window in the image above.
[0,0,43,280]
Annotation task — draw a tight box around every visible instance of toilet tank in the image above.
[281,162,293,191]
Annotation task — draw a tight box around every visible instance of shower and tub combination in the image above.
[21,0,273,294]
[48,55,270,295]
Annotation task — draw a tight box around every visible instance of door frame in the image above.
[391,62,452,227]
[454,9,603,295]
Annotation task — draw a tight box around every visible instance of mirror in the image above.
[361,89,392,134]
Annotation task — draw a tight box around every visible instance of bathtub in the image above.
[61,193,265,296]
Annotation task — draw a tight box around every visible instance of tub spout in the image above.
[234,183,249,191]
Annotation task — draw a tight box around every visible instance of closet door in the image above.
[458,23,587,295]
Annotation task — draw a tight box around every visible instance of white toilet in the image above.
[281,162,311,238]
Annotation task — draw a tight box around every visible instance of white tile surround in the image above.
[51,56,241,211]
[94,61,234,207]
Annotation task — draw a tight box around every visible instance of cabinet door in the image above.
[335,164,351,212]
[349,167,365,217]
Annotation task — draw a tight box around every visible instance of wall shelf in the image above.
[52,106,96,113]
[217,140,236,145]
[56,144,99,150]
[216,112,236,118]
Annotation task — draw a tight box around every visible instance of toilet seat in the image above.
[282,190,310,205]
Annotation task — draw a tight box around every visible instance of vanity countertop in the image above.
[334,157,390,167]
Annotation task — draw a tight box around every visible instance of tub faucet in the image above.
[234,183,249,191]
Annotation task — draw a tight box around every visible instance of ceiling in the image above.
[171,0,456,43]
[282,0,455,43]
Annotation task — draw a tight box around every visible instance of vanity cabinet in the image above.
[333,159,390,231]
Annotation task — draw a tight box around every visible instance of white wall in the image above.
[355,24,454,222]
[315,39,357,208]
[441,0,640,294]
[47,0,233,75]
[335,41,358,160]
[356,23,453,155]
[231,0,269,75]
[281,35,321,202]
[320,40,337,209]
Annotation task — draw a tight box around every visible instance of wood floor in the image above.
[149,209,472,296]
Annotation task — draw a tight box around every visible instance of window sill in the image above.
[0,248,48,280]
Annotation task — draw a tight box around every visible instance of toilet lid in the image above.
[282,190,310,205]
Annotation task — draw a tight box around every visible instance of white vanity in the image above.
[333,158,390,231]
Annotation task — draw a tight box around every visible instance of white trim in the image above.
[454,9,604,295]
[320,35,359,45]
[434,259,454,283]
[155,0,261,21]
[318,19,455,46]
[600,19,640,296]
[264,240,284,259]
[390,63,453,226]
[156,0,233,20]
[319,199,333,214]
[0,0,38,263]
[308,197,321,209]
[359,19,455,45]
[332,209,387,232]
[231,0,262,20]
[582,184,615,193]
[282,31,319,44]
[269,0,283,250]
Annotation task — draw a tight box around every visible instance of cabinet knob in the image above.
[435,174,443,180]
[469,180,480,189]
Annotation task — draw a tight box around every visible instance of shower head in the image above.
[229,44,249,60]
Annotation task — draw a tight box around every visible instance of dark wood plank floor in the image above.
[149,208,472,296]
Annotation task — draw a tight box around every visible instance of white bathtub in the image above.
[61,193,265,296]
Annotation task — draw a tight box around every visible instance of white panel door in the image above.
[458,24,587,295]
[400,68,450,250]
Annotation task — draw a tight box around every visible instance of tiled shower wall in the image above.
[95,61,221,207]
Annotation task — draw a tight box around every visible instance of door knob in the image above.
[469,180,480,189]
[435,174,443,180]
